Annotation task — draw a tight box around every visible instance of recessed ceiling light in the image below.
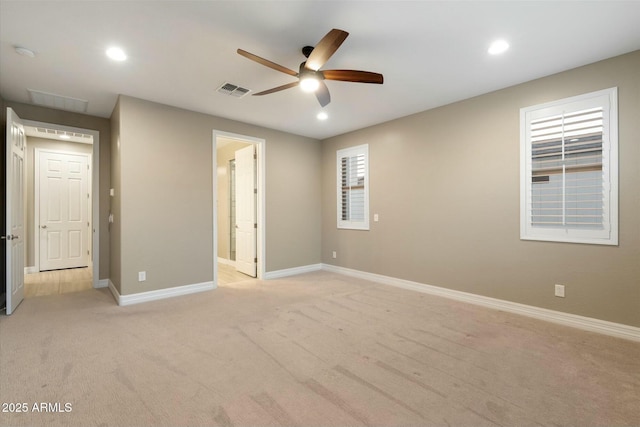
[317,112,328,121]
[106,46,127,61]
[488,39,509,55]
[15,46,35,58]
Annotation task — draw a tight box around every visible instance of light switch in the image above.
[374,214,379,222]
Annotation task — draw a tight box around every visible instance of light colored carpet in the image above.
[0,271,638,427]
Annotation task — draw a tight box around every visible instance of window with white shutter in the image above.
[520,88,618,245]
[337,144,369,230]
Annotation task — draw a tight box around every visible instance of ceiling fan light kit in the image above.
[300,76,320,92]
[237,28,383,107]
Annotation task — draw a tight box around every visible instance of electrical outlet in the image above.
[138,271,146,282]
[555,284,565,298]
[332,251,337,259]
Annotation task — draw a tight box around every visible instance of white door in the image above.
[38,150,89,271]
[235,145,257,277]
[5,108,26,315]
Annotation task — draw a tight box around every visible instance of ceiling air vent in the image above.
[217,82,251,98]
[28,89,88,113]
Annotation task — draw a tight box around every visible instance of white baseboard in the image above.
[264,263,323,280]
[108,280,215,307]
[322,264,640,342]
[24,266,38,274]
[217,257,236,267]
[95,279,109,289]
[107,279,119,304]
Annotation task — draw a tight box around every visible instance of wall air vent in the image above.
[217,82,251,98]
[27,89,88,113]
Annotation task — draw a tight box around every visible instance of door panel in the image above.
[46,177,62,220]
[69,231,82,258]
[235,145,257,277]
[38,150,89,271]
[5,108,26,315]
[47,232,61,259]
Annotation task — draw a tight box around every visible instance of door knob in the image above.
[41,225,47,229]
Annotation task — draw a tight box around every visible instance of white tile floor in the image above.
[24,267,93,298]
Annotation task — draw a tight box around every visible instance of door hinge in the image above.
[254,257,257,263]
[87,193,90,199]
[254,223,257,228]
[254,188,257,194]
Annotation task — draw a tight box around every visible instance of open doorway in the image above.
[213,130,265,287]
[22,122,99,298]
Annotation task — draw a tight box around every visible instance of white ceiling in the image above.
[1,1,639,140]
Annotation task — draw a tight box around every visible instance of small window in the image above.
[337,144,369,230]
[520,87,618,245]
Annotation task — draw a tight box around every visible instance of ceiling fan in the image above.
[237,29,383,107]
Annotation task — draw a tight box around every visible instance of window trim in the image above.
[520,87,618,245]
[337,144,370,230]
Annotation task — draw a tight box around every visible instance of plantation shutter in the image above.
[337,145,369,230]
[520,87,618,245]
[530,107,604,228]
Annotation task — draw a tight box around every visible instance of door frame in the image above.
[34,148,92,272]
[212,130,265,285]
[23,120,100,288]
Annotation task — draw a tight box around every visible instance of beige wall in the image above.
[112,95,321,296]
[4,52,636,328]
[25,137,93,267]
[3,101,111,281]
[109,99,122,293]
[216,140,251,261]
[321,51,640,327]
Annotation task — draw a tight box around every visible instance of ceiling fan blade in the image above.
[315,80,331,107]
[305,29,349,71]
[322,70,384,84]
[237,49,298,77]
[252,81,300,96]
